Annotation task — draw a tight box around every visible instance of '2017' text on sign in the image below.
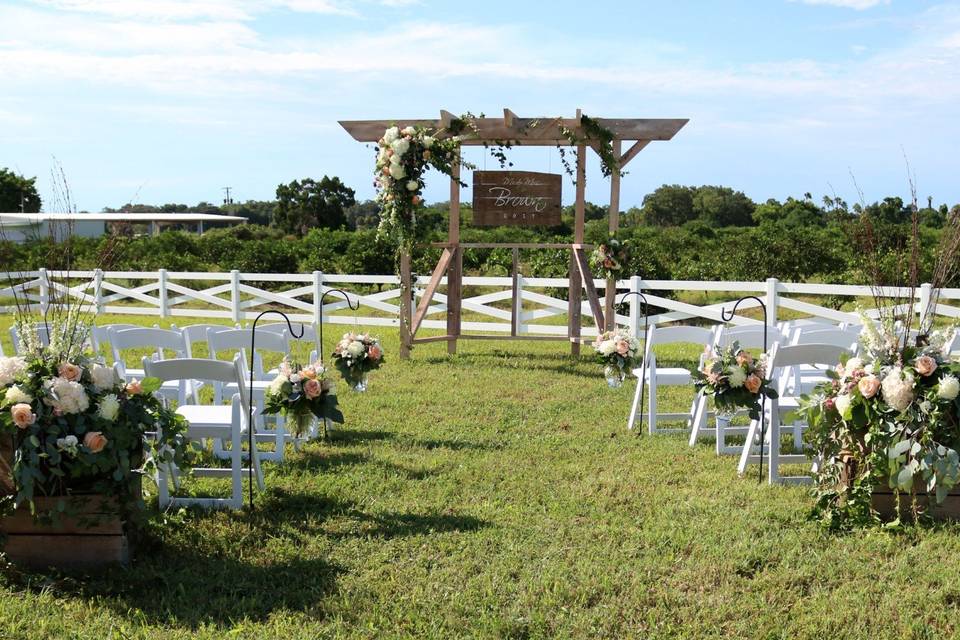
[472,171,562,227]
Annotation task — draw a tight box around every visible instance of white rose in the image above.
[845,357,864,373]
[406,180,419,191]
[0,356,27,386]
[382,126,399,143]
[64,435,78,447]
[422,136,435,148]
[268,375,288,397]
[727,366,747,388]
[939,374,960,401]
[389,163,406,180]
[5,385,32,405]
[835,394,852,417]
[90,363,118,391]
[390,138,410,157]
[881,367,915,412]
[97,394,120,422]
[401,125,416,136]
[347,341,366,358]
[290,373,301,383]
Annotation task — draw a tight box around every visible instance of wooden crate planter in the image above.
[1,496,129,569]
[872,485,960,521]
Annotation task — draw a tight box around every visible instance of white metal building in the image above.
[0,212,248,242]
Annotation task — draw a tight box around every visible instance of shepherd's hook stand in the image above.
[247,311,304,510]
[720,296,768,484]
[318,288,360,362]
[617,291,651,433]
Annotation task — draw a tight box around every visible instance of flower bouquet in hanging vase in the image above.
[332,332,384,392]
[593,329,641,388]
[264,359,343,441]
[694,341,777,420]
[589,237,631,280]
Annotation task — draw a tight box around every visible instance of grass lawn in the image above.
[2,315,960,639]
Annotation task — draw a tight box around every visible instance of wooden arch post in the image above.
[339,110,687,359]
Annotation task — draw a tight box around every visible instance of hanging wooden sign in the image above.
[472,171,562,227]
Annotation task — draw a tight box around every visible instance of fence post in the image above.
[93,268,104,315]
[918,282,933,330]
[313,271,324,326]
[38,267,49,316]
[515,273,525,336]
[765,277,779,326]
[629,275,643,337]
[230,270,242,324]
[158,269,169,319]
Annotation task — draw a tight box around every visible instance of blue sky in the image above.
[1,0,959,212]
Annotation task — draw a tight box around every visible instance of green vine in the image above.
[558,115,624,182]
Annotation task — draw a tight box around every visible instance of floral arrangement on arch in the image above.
[264,359,343,439]
[694,342,777,420]
[593,329,641,386]
[0,322,193,523]
[800,315,960,527]
[332,332,384,391]
[374,125,466,251]
[589,237,631,280]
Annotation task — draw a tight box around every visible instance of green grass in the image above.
[3,316,960,639]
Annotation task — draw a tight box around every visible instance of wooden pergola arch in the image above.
[340,109,687,359]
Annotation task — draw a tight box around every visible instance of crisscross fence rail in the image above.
[2,269,959,335]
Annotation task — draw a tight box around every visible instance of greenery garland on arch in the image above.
[373,113,621,253]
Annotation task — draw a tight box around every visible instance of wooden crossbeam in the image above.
[410,248,455,336]
[619,140,650,167]
[503,108,517,128]
[572,246,605,329]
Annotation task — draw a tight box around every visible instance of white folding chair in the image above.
[207,328,292,462]
[737,342,852,484]
[143,356,263,510]
[628,324,715,436]
[256,322,322,362]
[180,323,235,358]
[110,327,192,402]
[692,324,785,453]
[90,323,141,357]
[943,328,960,361]
[10,323,51,355]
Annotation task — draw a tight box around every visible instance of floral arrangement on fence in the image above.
[694,342,777,420]
[374,125,466,252]
[0,322,193,523]
[593,329,641,385]
[264,359,343,439]
[332,332,384,391]
[800,315,960,527]
[589,237,631,279]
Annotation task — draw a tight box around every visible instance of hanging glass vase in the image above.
[604,364,625,389]
[350,372,369,393]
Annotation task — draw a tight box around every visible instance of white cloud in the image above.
[795,0,891,9]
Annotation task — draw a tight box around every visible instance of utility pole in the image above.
[222,186,234,207]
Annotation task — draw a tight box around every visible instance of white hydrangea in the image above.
[401,125,416,136]
[347,341,366,358]
[727,366,747,388]
[382,126,399,144]
[422,136,435,148]
[390,138,410,157]
[97,393,120,422]
[268,374,288,397]
[43,377,90,414]
[845,357,864,372]
[0,356,27,386]
[598,340,617,356]
[939,374,960,401]
[406,180,419,192]
[389,163,406,180]
[5,385,32,405]
[835,394,852,416]
[881,367,915,412]
[90,363,118,391]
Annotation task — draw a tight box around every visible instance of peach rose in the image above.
[736,351,754,366]
[303,378,322,399]
[10,403,36,429]
[368,344,382,361]
[915,355,938,377]
[744,374,762,394]
[58,361,82,382]
[616,340,630,356]
[301,367,317,380]
[83,431,108,453]
[125,379,143,395]
[858,375,881,399]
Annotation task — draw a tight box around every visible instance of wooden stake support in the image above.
[339,109,687,359]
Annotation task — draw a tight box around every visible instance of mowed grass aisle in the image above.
[2,320,960,639]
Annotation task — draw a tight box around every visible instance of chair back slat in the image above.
[714,325,784,350]
[144,356,249,417]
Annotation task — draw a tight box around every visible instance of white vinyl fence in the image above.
[2,269,959,336]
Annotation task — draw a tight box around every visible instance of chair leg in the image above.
[715,413,729,455]
[231,425,243,509]
[158,461,171,509]
[627,377,643,431]
[688,391,708,446]
[647,382,658,436]
[737,417,761,476]
[768,408,781,484]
